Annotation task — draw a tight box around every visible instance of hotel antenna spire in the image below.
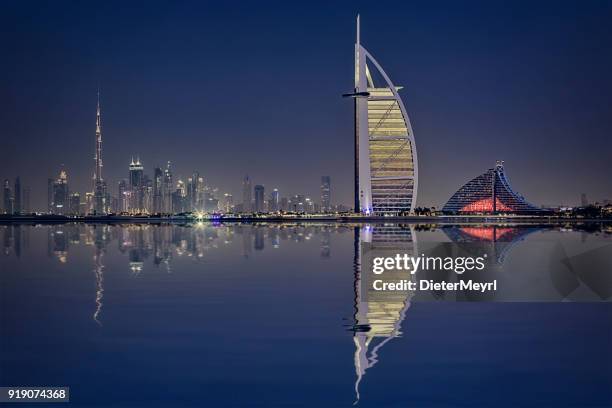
[356,14,359,45]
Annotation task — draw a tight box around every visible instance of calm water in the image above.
[1,223,611,407]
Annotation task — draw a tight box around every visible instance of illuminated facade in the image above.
[349,16,418,215]
[51,168,69,215]
[442,161,542,214]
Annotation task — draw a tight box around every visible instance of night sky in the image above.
[1,0,611,210]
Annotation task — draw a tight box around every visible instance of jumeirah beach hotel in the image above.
[442,161,544,215]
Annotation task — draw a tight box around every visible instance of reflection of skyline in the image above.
[352,225,417,404]
[10,223,353,274]
[3,225,29,257]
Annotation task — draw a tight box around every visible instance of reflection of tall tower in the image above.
[93,91,106,214]
[349,15,418,215]
[92,225,107,325]
[352,224,417,403]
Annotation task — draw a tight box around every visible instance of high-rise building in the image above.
[279,197,289,212]
[242,175,252,213]
[93,91,107,214]
[47,178,53,213]
[222,193,233,213]
[85,192,94,214]
[269,189,279,212]
[129,157,144,212]
[69,193,81,215]
[348,16,418,215]
[254,185,265,213]
[186,172,204,212]
[153,167,163,213]
[3,179,11,214]
[442,161,544,215]
[51,168,69,215]
[162,162,173,213]
[305,197,314,213]
[581,193,588,207]
[118,180,129,213]
[142,175,153,213]
[13,177,21,214]
[321,176,331,212]
[291,194,305,212]
[172,178,186,213]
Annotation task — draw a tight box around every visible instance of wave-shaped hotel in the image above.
[442,161,544,215]
[346,16,418,216]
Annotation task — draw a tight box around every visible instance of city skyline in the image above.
[2,1,612,210]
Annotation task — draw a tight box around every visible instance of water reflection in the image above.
[3,225,27,257]
[443,225,542,264]
[352,224,417,404]
[1,222,611,404]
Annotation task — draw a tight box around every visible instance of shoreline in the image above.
[0,214,610,225]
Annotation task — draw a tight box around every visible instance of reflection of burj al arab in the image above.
[352,225,417,403]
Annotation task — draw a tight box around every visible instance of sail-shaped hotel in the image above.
[347,16,418,215]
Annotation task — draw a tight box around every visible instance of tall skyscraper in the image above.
[93,91,106,214]
[142,175,153,213]
[321,176,331,212]
[51,168,69,215]
[222,193,234,213]
[3,179,11,214]
[348,16,418,215]
[291,194,305,212]
[280,196,288,212]
[47,178,53,213]
[162,162,173,213]
[13,177,21,214]
[129,157,144,212]
[153,167,163,213]
[186,171,203,212]
[254,185,265,213]
[269,189,279,212]
[118,180,129,213]
[242,175,252,212]
[172,178,186,213]
[581,193,588,207]
[69,193,81,215]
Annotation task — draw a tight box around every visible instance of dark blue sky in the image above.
[1,0,611,209]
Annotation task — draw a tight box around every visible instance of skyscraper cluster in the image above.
[5,92,340,217]
[117,161,222,215]
[236,175,337,214]
[2,177,29,215]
